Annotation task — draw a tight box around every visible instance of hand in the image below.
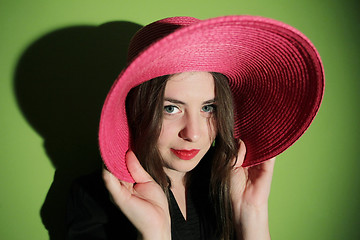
[103,151,171,240]
[230,140,275,240]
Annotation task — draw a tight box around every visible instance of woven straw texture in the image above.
[99,15,324,182]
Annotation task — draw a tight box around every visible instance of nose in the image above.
[178,112,201,142]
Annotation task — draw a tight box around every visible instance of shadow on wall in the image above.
[14,21,142,240]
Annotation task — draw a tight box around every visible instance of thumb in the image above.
[234,139,246,167]
[126,151,153,183]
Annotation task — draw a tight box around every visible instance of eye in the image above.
[164,105,181,114]
[201,104,216,113]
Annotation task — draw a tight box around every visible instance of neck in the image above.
[164,168,188,220]
[163,168,186,189]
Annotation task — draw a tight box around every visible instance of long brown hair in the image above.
[210,72,239,239]
[125,75,170,194]
[125,72,239,239]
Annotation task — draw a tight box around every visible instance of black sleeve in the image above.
[66,171,138,240]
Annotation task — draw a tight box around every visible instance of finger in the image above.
[102,167,132,204]
[126,150,154,183]
[249,157,276,188]
[258,157,276,173]
[103,167,147,220]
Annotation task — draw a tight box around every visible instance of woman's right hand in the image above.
[103,151,171,240]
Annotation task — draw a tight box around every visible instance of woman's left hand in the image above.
[230,140,275,240]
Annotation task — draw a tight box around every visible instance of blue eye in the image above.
[202,104,215,113]
[164,105,180,114]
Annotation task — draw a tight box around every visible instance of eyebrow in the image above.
[164,98,216,105]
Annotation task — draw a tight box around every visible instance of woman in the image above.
[68,16,324,239]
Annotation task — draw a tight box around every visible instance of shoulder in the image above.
[67,170,138,239]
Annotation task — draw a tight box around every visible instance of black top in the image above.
[66,170,219,240]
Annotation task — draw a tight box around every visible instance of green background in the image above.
[1,0,359,239]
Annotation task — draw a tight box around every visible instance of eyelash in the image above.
[202,104,216,113]
[163,104,216,115]
[164,105,180,114]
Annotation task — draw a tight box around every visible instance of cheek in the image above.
[157,121,178,147]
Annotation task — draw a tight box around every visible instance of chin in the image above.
[166,156,202,174]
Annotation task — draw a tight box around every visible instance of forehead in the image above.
[164,72,215,99]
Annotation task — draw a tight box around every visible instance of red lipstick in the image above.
[170,149,200,160]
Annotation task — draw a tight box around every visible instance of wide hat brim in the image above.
[99,15,324,182]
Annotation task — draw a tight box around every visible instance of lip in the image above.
[170,149,200,160]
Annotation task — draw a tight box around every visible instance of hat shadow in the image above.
[14,21,142,240]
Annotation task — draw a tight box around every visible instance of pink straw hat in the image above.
[99,15,324,182]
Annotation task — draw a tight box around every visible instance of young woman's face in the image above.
[157,71,217,178]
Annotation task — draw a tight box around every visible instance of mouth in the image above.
[170,148,200,160]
